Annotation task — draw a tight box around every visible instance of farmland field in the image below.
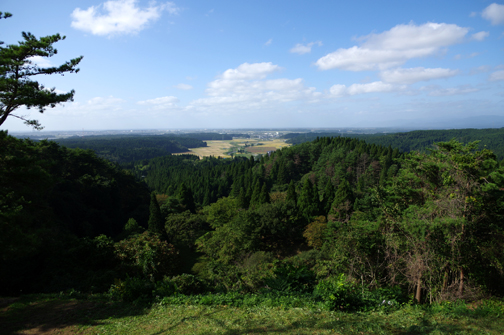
[177,138,290,158]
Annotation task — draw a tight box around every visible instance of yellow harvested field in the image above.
[175,138,290,158]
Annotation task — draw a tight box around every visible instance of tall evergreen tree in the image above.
[286,180,297,205]
[237,186,249,208]
[322,180,335,214]
[178,183,196,213]
[329,179,354,222]
[298,178,319,220]
[249,179,262,208]
[258,183,270,205]
[148,192,166,238]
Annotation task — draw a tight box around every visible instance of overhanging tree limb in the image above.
[0,14,82,130]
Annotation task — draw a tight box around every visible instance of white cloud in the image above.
[189,62,321,111]
[380,67,459,84]
[330,81,403,97]
[316,22,468,71]
[47,96,125,116]
[290,41,322,55]
[220,62,281,80]
[27,56,52,68]
[264,38,273,46]
[489,70,504,81]
[174,83,193,90]
[471,31,489,41]
[86,96,125,109]
[482,3,504,25]
[422,85,479,96]
[138,96,179,109]
[71,0,179,36]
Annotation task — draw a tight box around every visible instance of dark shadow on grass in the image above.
[149,307,227,335]
[0,296,151,335]
[149,307,493,335]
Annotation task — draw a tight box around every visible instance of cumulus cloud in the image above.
[329,81,403,97]
[380,67,459,84]
[138,96,179,109]
[290,41,322,55]
[316,22,469,71]
[220,62,281,81]
[26,56,52,68]
[471,31,489,41]
[489,70,504,81]
[482,3,504,25]
[189,62,321,110]
[174,83,193,90]
[71,0,179,36]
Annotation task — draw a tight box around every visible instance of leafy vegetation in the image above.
[1,126,503,334]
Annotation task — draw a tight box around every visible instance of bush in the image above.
[314,274,363,311]
[115,232,178,281]
[108,276,154,302]
[153,277,177,297]
[171,274,207,295]
[264,261,315,293]
[314,274,406,311]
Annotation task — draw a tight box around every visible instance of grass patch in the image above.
[1,294,503,334]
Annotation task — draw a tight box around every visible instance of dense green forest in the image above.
[284,128,504,160]
[1,129,503,312]
[55,135,206,164]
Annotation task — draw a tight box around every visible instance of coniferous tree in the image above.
[286,180,297,205]
[237,186,249,208]
[329,179,354,222]
[298,178,319,220]
[277,158,288,184]
[258,183,270,205]
[148,192,166,238]
[178,183,196,213]
[322,180,335,214]
[249,179,262,207]
[0,14,83,129]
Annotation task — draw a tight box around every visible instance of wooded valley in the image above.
[1,128,504,312]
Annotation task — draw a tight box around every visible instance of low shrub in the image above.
[264,262,315,293]
[171,274,207,295]
[314,274,406,311]
[108,276,154,302]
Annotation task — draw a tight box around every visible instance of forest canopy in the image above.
[1,129,503,310]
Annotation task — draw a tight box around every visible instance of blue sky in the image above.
[2,0,503,131]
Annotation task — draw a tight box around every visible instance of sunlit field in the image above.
[177,138,290,158]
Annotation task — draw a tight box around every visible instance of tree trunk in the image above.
[459,268,464,297]
[415,277,422,303]
[442,270,448,293]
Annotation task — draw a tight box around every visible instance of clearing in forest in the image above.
[177,138,290,158]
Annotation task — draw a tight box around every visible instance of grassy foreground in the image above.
[1,295,504,334]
